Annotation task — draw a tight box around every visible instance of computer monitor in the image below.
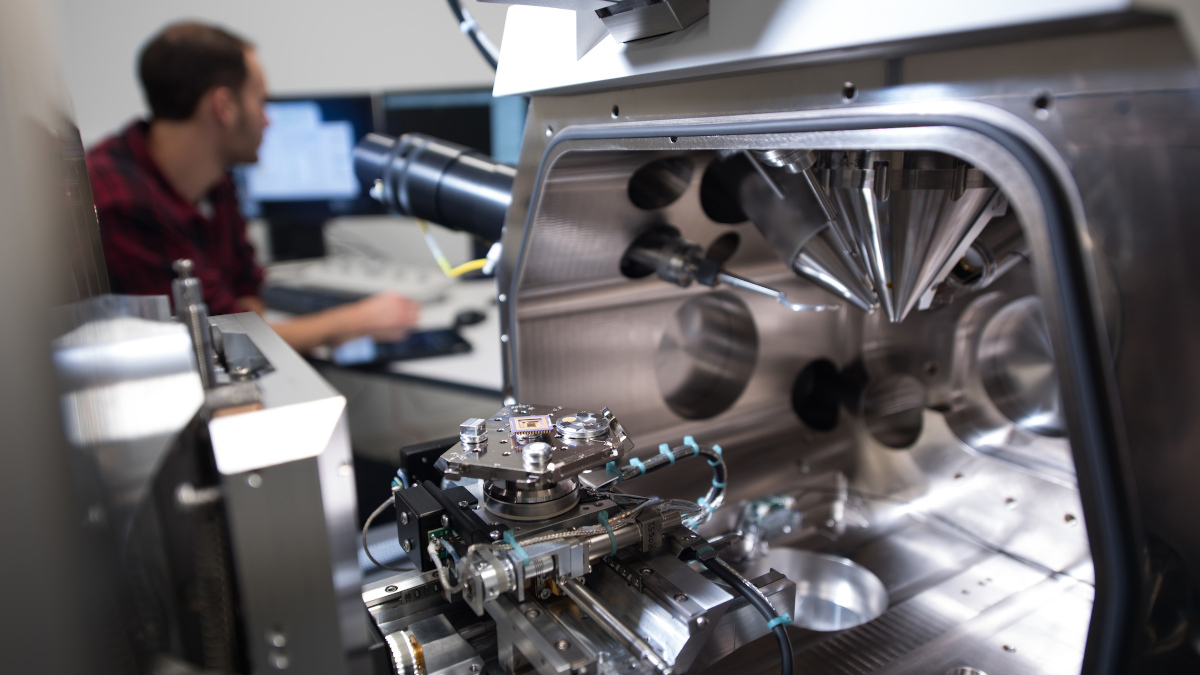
[234,94,382,221]
[379,89,528,165]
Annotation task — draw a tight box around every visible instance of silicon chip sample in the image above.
[509,415,553,440]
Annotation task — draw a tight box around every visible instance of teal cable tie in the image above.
[697,496,709,509]
[598,511,617,556]
[694,544,715,557]
[629,458,647,475]
[605,461,622,483]
[707,443,724,466]
[683,436,700,454]
[658,443,676,465]
[767,613,792,630]
[503,531,529,564]
[712,479,727,488]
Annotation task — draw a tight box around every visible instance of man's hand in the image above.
[267,291,420,354]
[339,292,420,343]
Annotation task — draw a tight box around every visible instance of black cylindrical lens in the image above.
[353,132,516,243]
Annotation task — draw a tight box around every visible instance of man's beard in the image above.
[225,112,261,165]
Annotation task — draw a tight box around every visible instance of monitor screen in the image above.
[380,89,528,165]
[234,95,382,220]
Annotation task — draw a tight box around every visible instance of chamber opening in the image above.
[699,153,750,224]
[792,359,840,431]
[862,373,926,448]
[980,297,1065,437]
[627,156,694,210]
[655,292,758,419]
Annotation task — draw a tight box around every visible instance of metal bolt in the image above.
[538,588,552,599]
[490,530,501,541]
[400,512,409,525]
[266,629,287,648]
[696,617,708,628]
[385,585,398,593]
[640,568,652,575]
[441,514,451,527]
[268,650,290,669]
[459,500,470,509]
[401,539,413,552]
[247,473,263,488]
[1003,644,1017,653]
[525,609,541,619]
[470,665,481,673]
[556,639,571,651]
[674,593,689,602]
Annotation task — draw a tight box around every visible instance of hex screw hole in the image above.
[611,105,620,118]
[1033,92,1053,119]
[842,81,857,101]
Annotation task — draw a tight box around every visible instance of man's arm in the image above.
[254,292,420,354]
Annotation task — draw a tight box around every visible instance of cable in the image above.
[416,218,488,278]
[448,258,487,277]
[445,0,499,70]
[362,495,409,572]
[702,556,793,675]
[430,541,467,594]
[437,537,461,566]
[607,440,728,528]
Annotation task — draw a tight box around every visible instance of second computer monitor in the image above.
[380,89,528,165]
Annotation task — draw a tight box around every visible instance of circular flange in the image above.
[555,411,608,440]
[484,479,580,521]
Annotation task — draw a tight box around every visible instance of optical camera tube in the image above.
[354,132,516,242]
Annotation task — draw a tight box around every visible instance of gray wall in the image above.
[55,0,509,145]
[56,0,510,265]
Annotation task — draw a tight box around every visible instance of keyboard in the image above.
[260,285,369,314]
[264,257,455,311]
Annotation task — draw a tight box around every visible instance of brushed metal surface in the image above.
[489,20,1200,674]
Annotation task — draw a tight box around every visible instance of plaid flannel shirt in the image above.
[86,120,263,315]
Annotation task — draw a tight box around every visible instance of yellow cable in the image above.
[447,258,487,277]
[416,218,487,278]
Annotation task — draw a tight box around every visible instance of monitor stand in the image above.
[267,217,327,261]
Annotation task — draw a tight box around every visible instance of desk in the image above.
[265,274,505,467]
[382,277,504,395]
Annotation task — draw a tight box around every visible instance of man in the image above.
[87,21,418,353]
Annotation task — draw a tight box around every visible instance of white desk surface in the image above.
[264,276,505,395]
[387,278,504,394]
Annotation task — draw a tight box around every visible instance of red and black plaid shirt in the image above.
[86,120,263,315]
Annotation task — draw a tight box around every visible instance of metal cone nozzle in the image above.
[824,152,1003,323]
[732,162,879,313]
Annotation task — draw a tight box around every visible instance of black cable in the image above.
[701,556,793,675]
[614,443,727,518]
[362,495,409,572]
[445,0,499,70]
